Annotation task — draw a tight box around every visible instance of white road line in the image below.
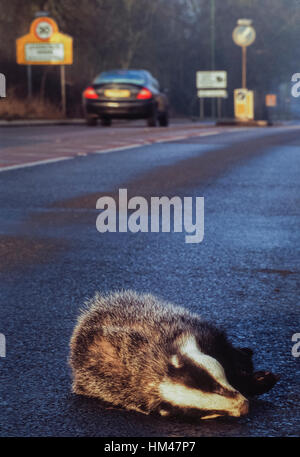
[94,144,144,154]
[163,135,188,141]
[0,156,72,172]
[199,131,220,136]
[0,128,241,173]
[152,131,221,143]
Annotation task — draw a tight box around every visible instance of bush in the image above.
[0,90,63,120]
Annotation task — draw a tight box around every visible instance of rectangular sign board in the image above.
[234,88,254,120]
[196,71,227,89]
[265,94,277,107]
[197,89,228,98]
[25,43,65,62]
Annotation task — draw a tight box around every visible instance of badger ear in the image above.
[87,335,118,365]
[170,354,183,368]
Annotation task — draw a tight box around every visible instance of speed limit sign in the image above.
[34,17,54,40]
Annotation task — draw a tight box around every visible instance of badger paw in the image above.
[250,370,280,396]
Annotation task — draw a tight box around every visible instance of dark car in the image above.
[82,69,169,127]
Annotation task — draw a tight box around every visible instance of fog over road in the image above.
[0,124,299,436]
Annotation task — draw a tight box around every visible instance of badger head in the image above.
[157,334,249,420]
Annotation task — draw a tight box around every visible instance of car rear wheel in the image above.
[86,116,98,126]
[101,117,112,127]
[147,115,157,127]
[147,107,158,127]
[158,112,169,127]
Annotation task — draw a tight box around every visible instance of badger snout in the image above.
[229,394,249,417]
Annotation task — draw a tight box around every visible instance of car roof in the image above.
[99,69,151,77]
[93,69,154,84]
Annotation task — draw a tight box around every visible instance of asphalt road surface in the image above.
[0,123,299,437]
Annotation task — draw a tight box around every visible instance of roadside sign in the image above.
[247,90,254,120]
[232,19,256,89]
[25,43,65,62]
[265,94,277,107]
[34,18,55,40]
[232,20,256,47]
[197,89,228,98]
[16,17,73,65]
[196,71,227,89]
[234,88,254,120]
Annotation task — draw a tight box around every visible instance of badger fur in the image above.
[69,290,279,419]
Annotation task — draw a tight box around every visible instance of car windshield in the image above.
[93,70,147,86]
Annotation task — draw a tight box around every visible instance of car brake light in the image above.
[137,88,153,100]
[83,86,99,99]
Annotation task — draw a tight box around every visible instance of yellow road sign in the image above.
[234,88,254,120]
[16,17,73,65]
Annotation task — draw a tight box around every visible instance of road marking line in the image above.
[94,144,143,154]
[0,156,72,172]
[0,129,224,172]
[199,131,220,136]
[151,131,221,143]
[164,135,188,141]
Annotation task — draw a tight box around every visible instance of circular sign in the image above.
[34,18,54,40]
[232,25,256,47]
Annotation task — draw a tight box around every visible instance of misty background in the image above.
[1,0,300,118]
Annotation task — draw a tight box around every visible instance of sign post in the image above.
[232,19,256,120]
[16,16,73,116]
[27,65,32,98]
[60,65,66,117]
[242,46,246,89]
[265,94,277,125]
[232,19,256,90]
[196,71,228,119]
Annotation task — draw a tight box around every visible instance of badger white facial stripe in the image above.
[179,335,235,391]
[159,381,245,414]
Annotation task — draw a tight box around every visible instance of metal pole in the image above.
[60,65,66,117]
[217,98,222,118]
[210,0,216,118]
[27,65,32,98]
[200,98,204,120]
[242,46,247,89]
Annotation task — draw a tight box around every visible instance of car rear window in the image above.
[93,70,147,86]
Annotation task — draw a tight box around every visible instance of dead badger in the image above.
[69,290,279,419]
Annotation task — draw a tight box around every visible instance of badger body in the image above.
[69,291,279,419]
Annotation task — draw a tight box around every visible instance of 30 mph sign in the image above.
[34,19,54,40]
[16,17,73,65]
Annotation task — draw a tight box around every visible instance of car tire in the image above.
[101,117,112,127]
[86,116,98,126]
[158,112,169,127]
[147,107,158,127]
